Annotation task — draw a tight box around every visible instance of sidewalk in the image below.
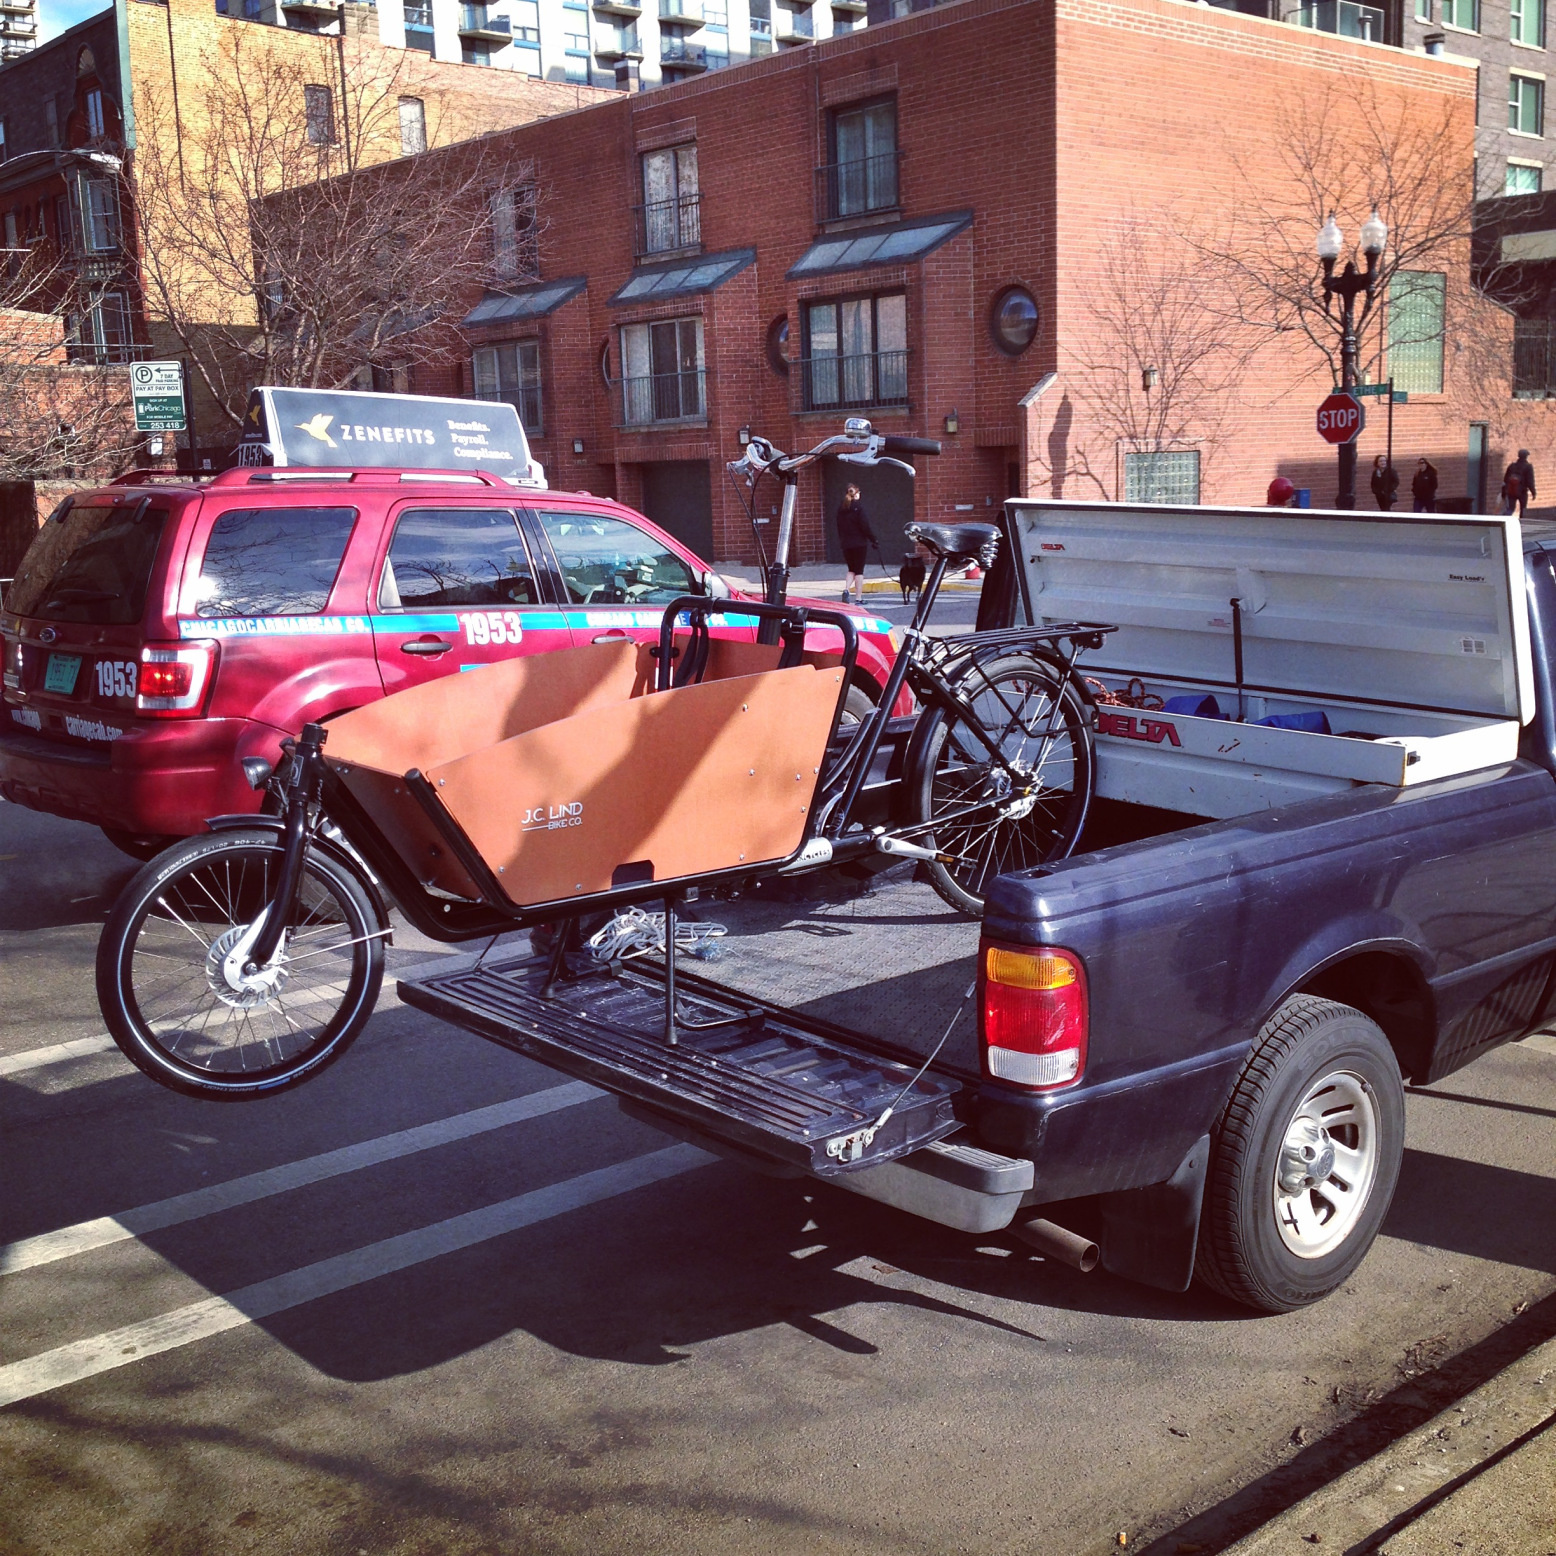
[1224,1333,1556,1555]
[716,560,986,599]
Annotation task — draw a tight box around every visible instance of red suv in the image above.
[1,467,900,857]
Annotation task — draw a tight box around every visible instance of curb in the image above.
[1223,1333,1556,1554]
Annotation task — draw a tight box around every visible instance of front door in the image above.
[370,504,569,695]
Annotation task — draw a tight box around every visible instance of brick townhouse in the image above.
[345,0,1545,562]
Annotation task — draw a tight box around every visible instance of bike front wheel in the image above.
[95,829,385,1099]
[905,653,1094,916]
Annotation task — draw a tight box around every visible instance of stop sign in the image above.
[1316,391,1365,445]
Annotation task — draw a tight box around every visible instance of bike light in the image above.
[980,942,1088,1090]
[138,641,217,716]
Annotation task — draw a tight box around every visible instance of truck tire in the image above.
[1196,995,1405,1314]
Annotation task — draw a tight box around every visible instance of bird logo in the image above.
[296,413,337,447]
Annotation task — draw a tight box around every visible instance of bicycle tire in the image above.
[95,829,385,1099]
[904,653,1094,916]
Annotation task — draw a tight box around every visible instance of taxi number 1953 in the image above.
[95,660,138,699]
[462,612,524,647]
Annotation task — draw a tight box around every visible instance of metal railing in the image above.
[814,150,900,222]
[404,3,433,26]
[800,349,908,412]
[1290,0,1384,37]
[659,0,704,18]
[1514,318,1556,397]
[619,367,706,425]
[460,4,512,30]
[776,4,812,34]
[633,194,701,256]
[659,38,707,64]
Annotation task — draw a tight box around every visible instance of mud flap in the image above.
[1097,1133,1209,1293]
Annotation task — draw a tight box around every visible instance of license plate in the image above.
[44,653,82,695]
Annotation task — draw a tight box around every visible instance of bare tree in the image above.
[132,24,543,429]
[0,243,139,480]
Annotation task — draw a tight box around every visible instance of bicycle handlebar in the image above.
[878,435,942,457]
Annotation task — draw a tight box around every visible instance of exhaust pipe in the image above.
[1013,1216,1099,1272]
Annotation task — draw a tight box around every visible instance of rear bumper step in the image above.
[399,953,961,1177]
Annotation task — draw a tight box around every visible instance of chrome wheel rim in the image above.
[1272,1069,1379,1259]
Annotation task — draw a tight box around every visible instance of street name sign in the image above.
[1316,391,1365,445]
[131,361,187,432]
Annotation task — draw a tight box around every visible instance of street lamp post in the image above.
[1317,210,1388,509]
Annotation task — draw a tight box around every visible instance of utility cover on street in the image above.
[129,362,187,432]
[1316,391,1365,444]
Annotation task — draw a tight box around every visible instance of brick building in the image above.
[325,0,1547,561]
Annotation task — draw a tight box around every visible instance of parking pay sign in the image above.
[131,361,187,432]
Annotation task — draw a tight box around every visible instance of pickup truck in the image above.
[400,501,1556,1315]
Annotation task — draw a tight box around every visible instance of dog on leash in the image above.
[898,553,927,603]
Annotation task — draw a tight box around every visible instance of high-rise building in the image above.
[0,0,39,61]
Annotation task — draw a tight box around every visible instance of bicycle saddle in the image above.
[906,521,1000,566]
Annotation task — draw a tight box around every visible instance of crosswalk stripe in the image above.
[0,1081,604,1276]
[0,1035,118,1077]
[0,1143,711,1410]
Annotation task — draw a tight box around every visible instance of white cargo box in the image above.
[1006,500,1533,820]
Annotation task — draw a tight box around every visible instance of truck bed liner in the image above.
[398,953,961,1176]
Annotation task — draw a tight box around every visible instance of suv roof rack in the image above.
[209,467,515,487]
[108,469,214,487]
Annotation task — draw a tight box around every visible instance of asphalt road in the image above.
[3,800,1555,1556]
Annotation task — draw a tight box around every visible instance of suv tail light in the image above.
[980,942,1088,1090]
[137,641,217,716]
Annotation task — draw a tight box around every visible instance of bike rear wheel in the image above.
[905,653,1094,916]
[96,829,384,1099]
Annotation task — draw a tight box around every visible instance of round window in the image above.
[990,286,1039,357]
[765,314,790,377]
[598,338,613,388]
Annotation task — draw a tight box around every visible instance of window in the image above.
[72,291,132,362]
[990,286,1039,356]
[1415,0,1430,18]
[1512,0,1544,43]
[398,96,426,156]
[1441,0,1477,25]
[464,45,493,64]
[1389,270,1446,394]
[1511,72,1545,133]
[194,508,357,618]
[380,509,538,609]
[0,121,8,165]
[803,292,907,409]
[490,184,538,281]
[640,143,699,254]
[1123,451,1200,506]
[45,97,59,147]
[619,317,704,423]
[404,2,434,47]
[537,511,694,604]
[472,340,543,434]
[85,89,105,139]
[81,180,119,252]
[304,85,336,146]
[3,211,16,248]
[7,504,169,626]
[827,98,897,218]
[1508,160,1543,192]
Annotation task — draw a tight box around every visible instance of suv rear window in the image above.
[194,507,357,617]
[7,501,169,625]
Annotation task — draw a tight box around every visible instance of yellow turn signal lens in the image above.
[985,946,1079,991]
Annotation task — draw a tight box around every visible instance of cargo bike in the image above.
[96,422,1115,1180]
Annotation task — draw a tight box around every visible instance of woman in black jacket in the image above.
[836,485,875,605]
[1411,458,1438,513]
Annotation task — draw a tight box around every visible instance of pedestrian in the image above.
[1266,476,1297,507]
[1503,449,1537,518]
[1370,455,1399,511]
[835,483,875,605]
[1411,458,1438,513]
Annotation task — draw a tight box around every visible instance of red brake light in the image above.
[980,942,1088,1090]
[137,641,217,716]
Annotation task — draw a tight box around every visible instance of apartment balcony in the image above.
[632,194,702,257]
[458,4,512,37]
[659,38,708,66]
[593,0,642,16]
[800,350,908,413]
[1289,0,1384,37]
[595,26,643,55]
[282,0,345,21]
[774,6,813,40]
[658,0,705,23]
[814,150,901,223]
[0,13,36,32]
[0,0,35,13]
[831,0,867,11]
[618,367,706,427]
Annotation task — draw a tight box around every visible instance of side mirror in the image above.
[702,570,733,599]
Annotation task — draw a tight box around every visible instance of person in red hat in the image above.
[1267,476,1297,506]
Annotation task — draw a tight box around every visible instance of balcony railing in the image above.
[775,4,813,36]
[659,0,705,19]
[801,350,908,412]
[404,3,433,25]
[659,38,708,65]
[633,194,701,256]
[459,5,512,36]
[595,25,642,54]
[619,367,706,425]
[1514,318,1556,398]
[814,150,901,222]
[1290,0,1384,37]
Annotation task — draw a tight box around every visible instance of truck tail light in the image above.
[137,641,217,716]
[980,942,1088,1090]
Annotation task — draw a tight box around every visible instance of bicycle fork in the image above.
[245,722,329,972]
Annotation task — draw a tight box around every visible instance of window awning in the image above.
[463,275,587,327]
[608,248,756,307]
[786,211,974,281]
